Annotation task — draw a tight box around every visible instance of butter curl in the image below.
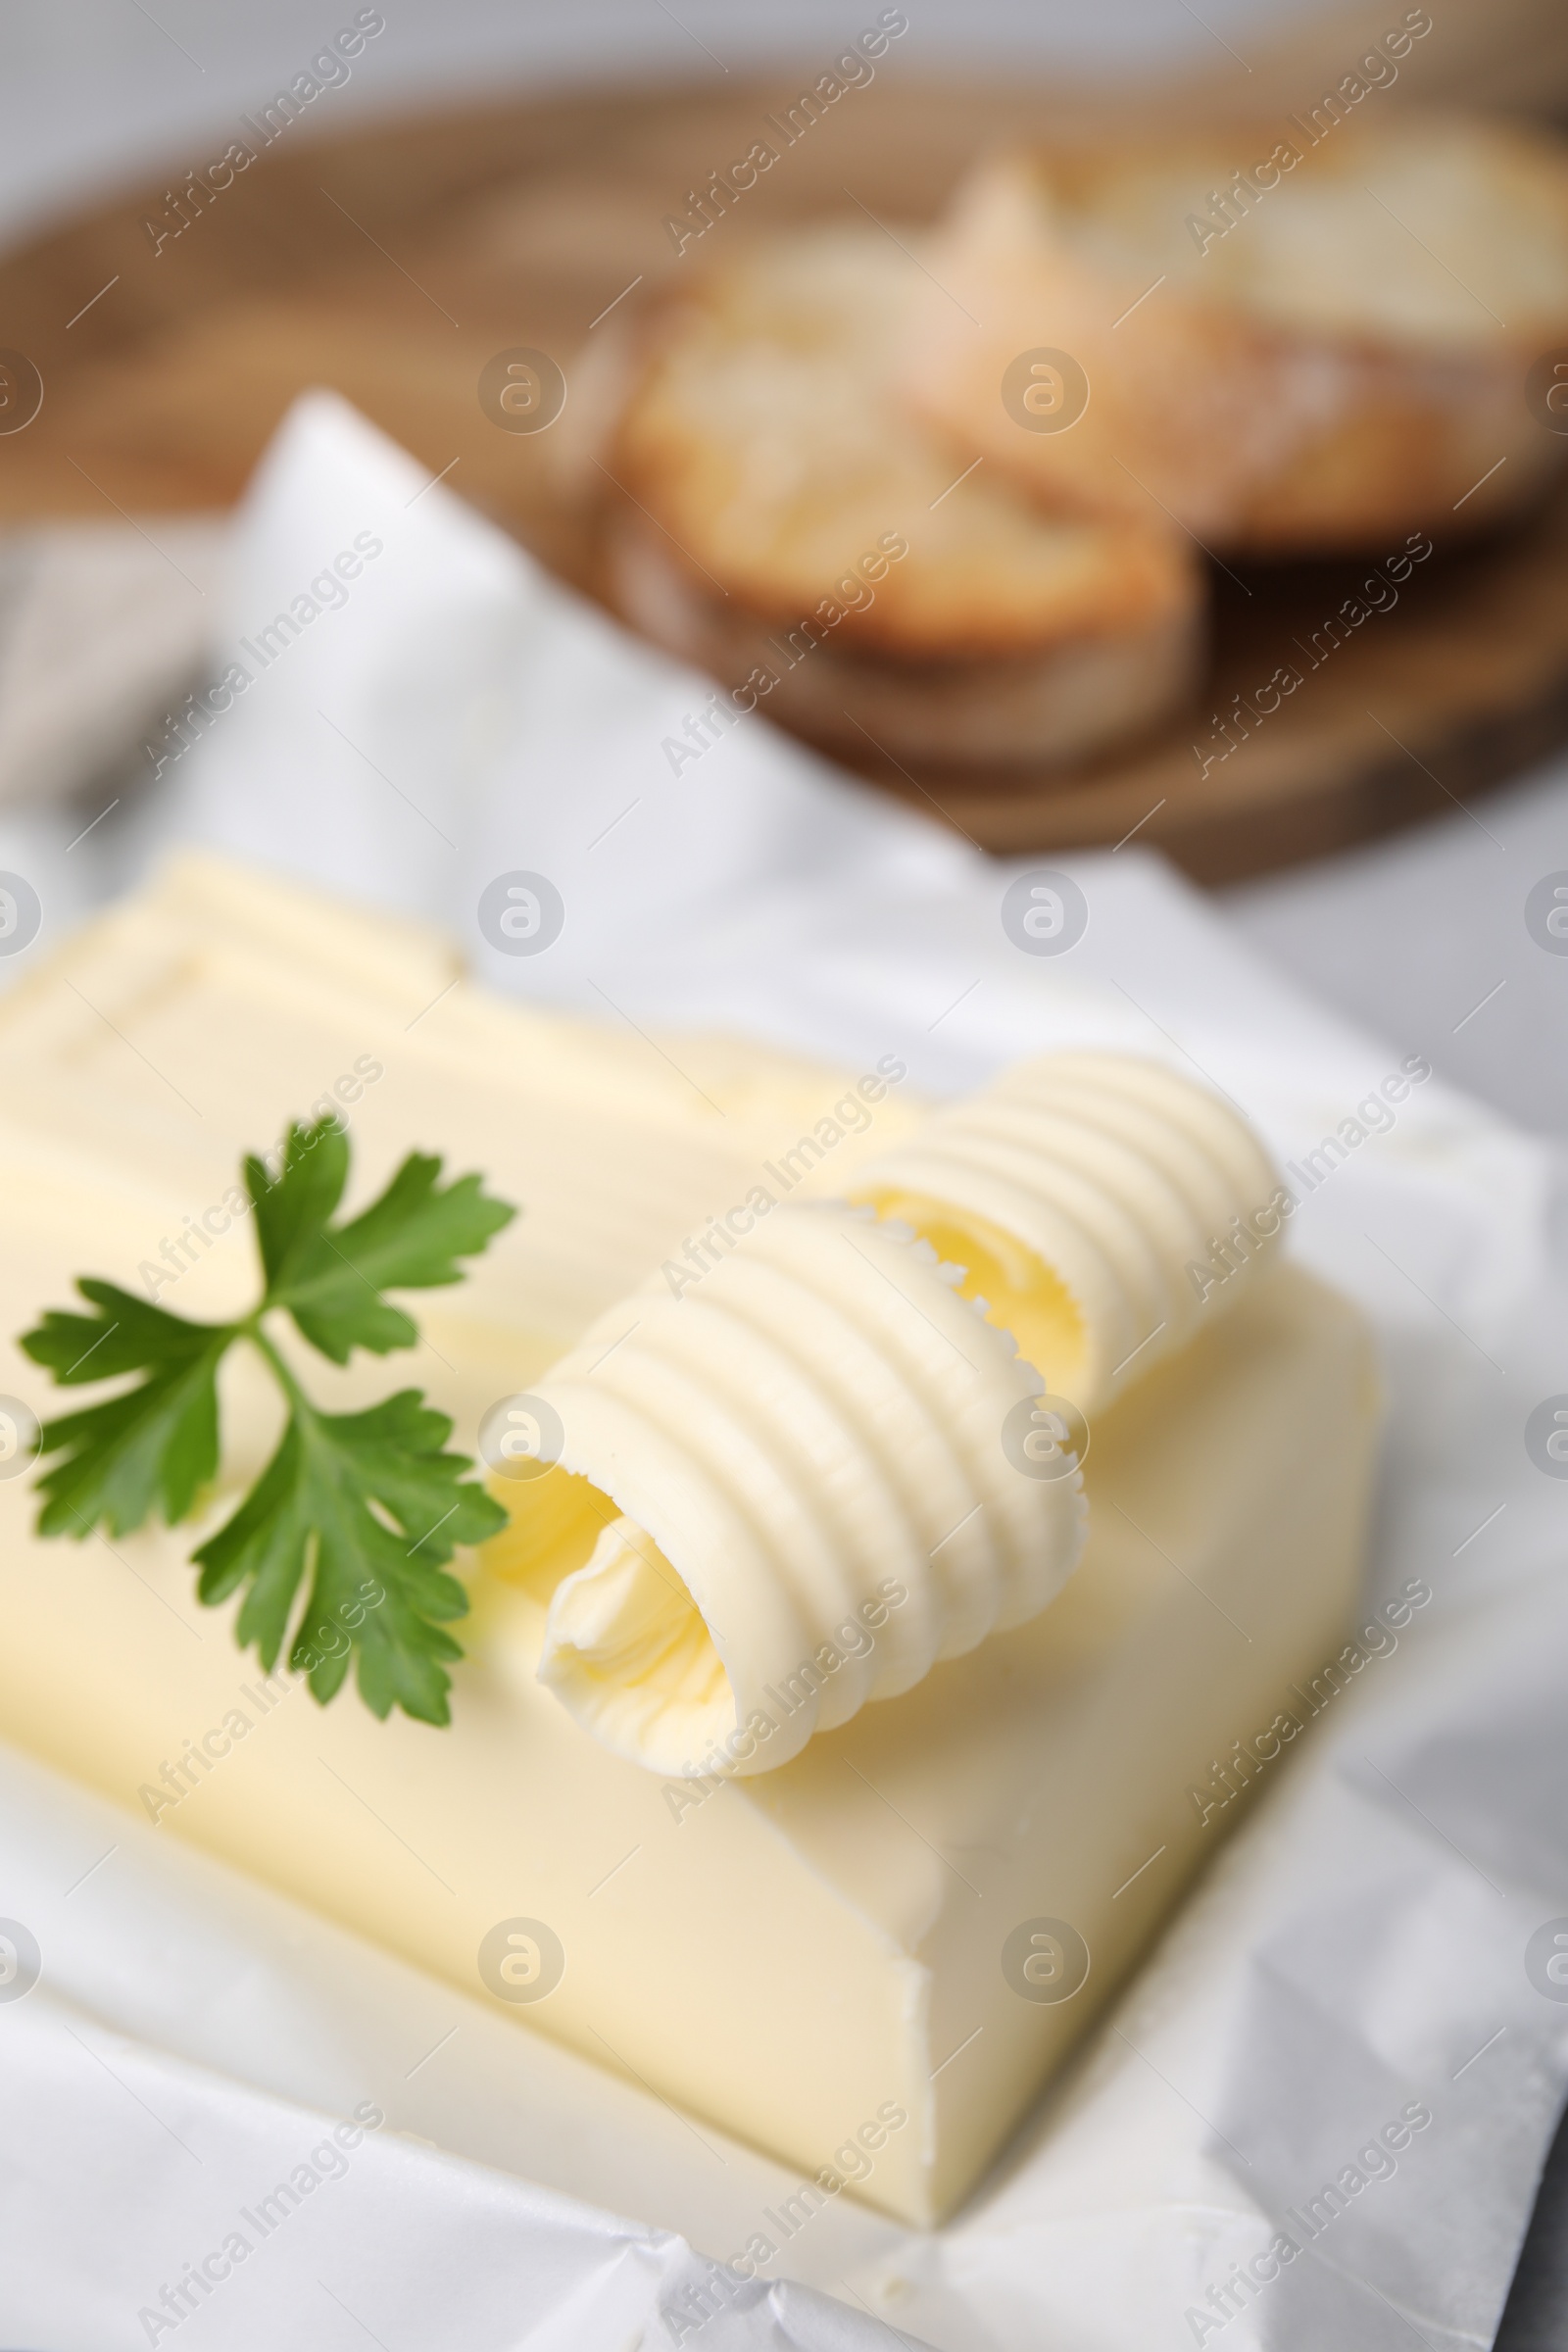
[524,1203,1086,1777]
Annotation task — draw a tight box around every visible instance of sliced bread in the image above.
[910,110,1568,551]
[603,226,1204,766]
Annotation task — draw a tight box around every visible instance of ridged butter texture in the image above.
[532,1204,1086,1776]
[852,1050,1283,1412]
[514,1054,1281,1778]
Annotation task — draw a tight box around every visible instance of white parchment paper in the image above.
[1,393,1565,2352]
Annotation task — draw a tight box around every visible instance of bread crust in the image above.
[609,515,1202,768]
[911,112,1568,553]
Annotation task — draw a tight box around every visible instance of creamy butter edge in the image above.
[0,854,1381,2225]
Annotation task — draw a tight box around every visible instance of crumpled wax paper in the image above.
[2,391,1565,2351]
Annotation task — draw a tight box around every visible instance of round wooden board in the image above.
[3,73,1567,885]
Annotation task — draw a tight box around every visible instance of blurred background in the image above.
[4,0,1568,1135]
[15,0,1556,239]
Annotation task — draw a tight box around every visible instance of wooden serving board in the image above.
[3,69,1567,885]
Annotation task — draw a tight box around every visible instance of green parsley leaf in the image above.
[264,1130,514,1364]
[195,1384,507,1725]
[19,1118,516,1725]
[245,1115,353,1297]
[23,1281,230,1537]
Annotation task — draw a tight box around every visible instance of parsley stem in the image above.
[247,1322,313,1417]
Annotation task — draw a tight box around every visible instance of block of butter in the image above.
[0,856,1379,2226]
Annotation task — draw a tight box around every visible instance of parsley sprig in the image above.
[21,1117,515,1726]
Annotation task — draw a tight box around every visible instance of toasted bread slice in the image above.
[911,111,1568,553]
[604,226,1203,766]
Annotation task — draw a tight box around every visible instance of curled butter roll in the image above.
[847,1053,1282,1414]
[487,1203,1086,1779]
